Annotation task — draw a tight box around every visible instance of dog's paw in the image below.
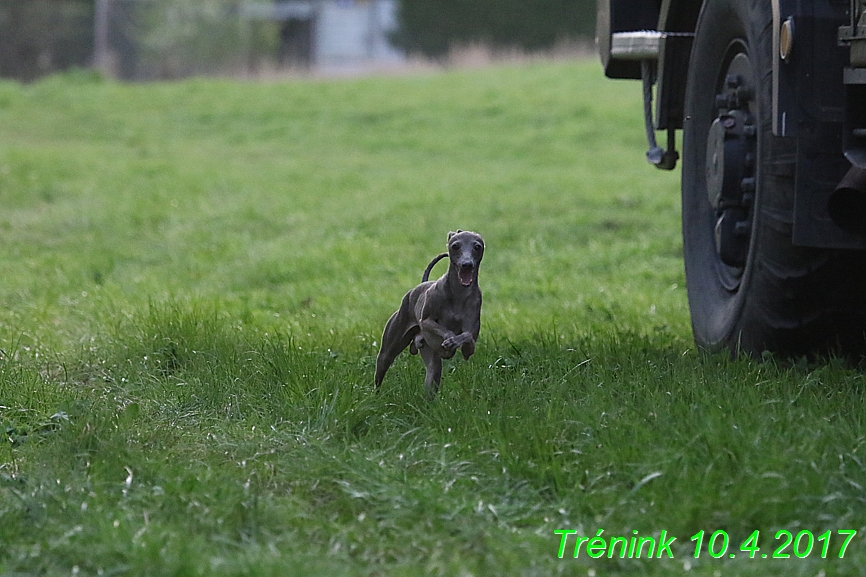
[442,334,464,350]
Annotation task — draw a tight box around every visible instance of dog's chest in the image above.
[435,308,465,332]
[438,291,480,331]
[415,281,480,333]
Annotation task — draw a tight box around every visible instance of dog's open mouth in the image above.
[459,267,475,286]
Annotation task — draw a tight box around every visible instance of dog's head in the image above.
[447,230,484,287]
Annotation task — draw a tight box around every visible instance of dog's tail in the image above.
[422,252,448,282]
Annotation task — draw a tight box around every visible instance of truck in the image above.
[597,0,866,357]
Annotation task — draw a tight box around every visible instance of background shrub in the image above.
[390,0,596,58]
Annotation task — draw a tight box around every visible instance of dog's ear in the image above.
[448,231,457,242]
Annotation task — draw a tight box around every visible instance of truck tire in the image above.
[681,0,866,356]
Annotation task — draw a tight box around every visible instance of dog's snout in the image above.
[460,261,475,270]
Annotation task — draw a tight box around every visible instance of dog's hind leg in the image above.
[375,313,417,390]
[419,346,442,400]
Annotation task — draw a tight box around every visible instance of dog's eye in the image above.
[450,242,461,251]
[474,243,482,251]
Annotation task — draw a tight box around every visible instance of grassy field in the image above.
[1,61,865,576]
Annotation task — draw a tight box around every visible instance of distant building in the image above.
[242,0,405,70]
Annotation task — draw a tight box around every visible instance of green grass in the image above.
[1,61,865,576]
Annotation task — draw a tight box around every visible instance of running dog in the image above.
[374,230,484,399]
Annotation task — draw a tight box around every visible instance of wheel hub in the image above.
[705,52,757,270]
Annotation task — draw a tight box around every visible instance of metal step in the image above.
[610,31,663,60]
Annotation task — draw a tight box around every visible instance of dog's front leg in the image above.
[418,318,457,355]
[452,311,481,360]
[442,331,474,352]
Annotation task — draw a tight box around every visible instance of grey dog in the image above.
[375,230,484,398]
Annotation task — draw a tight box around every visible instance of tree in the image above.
[389,0,596,58]
[0,0,94,81]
